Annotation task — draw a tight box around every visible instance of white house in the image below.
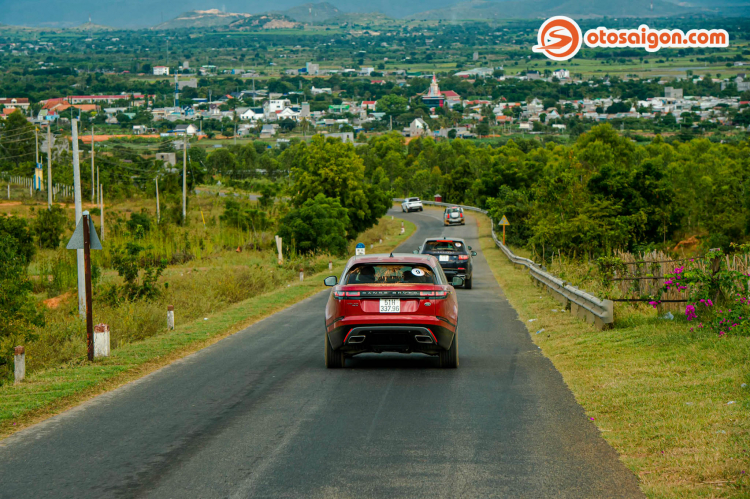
[553,69,570,79]
[277,107,301,120]
[153,66,170,76]
[240,107,265,121]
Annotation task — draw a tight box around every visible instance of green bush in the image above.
[108,242,167,303]
[32,205,69,250]
[278,193,349,256]
[0,233,44,382]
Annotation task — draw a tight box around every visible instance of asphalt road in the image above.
[0,208,643,498]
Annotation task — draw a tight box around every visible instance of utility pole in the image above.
[182,134,187,220]
[155,176,160,223]
[91,127,95,202]
[83,211,94,361]
[47,125,52,209]
[35,128,39,164]
[96,165,100,206]
[72,119,86,317]
[100,184,104,240]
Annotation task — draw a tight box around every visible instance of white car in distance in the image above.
[401,197,424,213]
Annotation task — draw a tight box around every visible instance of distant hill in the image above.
[408,0,693,20]
[152,10,253,30]
[228,14,302,30]
[324,12,395,25]
[274,2,343,23]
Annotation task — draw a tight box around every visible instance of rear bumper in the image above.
[327,316,456,354]
[444,219,465,225]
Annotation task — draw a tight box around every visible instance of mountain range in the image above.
[0,0,746,29]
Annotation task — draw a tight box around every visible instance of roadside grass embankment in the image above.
[0,216,416,439]
[473,213,750,499]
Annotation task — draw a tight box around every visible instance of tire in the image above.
[325,334,345,368]
[464,276,473,289]
[440,334,459,368]
[419,207,423,212]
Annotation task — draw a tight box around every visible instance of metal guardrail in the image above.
[400,199,614,329]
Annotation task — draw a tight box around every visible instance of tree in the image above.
[32,205,68,249]
[376,94,408,117]
[0,233,43,381]
[0,214,35,265]
[206,148,237,176]
[278,194,349,256]
[288,135,388,237]
[0,110,35,168]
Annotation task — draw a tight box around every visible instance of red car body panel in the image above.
[324,254,459,355]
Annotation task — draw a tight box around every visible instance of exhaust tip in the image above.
[347,335,366,344]
[414,335,433,344]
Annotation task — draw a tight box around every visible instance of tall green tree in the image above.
[0,110,35,168]
[286,135,388,237]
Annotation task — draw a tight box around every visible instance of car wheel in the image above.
[325,334,345,368]
[440,334,458,368]
[464,276,473,289]
[419,208,423,212]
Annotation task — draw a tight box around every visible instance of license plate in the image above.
[379,299,400,313]
[439,255,450,262]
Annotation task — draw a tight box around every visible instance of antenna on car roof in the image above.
[389,252,394,258]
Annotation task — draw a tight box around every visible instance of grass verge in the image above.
[0,217,416,440]
[473,213,750,499]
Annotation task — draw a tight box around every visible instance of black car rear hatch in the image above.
[422,240,468,273]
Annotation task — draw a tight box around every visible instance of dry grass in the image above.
[473,213,750,499]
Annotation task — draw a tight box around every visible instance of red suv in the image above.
[323,254,462,369]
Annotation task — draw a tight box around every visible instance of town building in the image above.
[153,66,170,76]
[422,75,445,108]
[0,98,30,110]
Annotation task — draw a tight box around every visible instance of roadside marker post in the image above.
[355,242,366,256]
[167,305,175,330]
[67,211,103,361]
[14,346,25,384]
[498,215,510,245]
[94,324,110,358]
[275,235,283,265]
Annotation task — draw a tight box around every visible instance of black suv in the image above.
[415,237,477,289]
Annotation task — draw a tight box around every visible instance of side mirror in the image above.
[451,276,464,287]
[468,246,472,250]
[471,251,477,256]
[324,276,337,287]
[413,250,419,254]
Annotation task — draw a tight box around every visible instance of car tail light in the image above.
[458,255,469,260]
[420,291,435,297]
[334,291,345,298]
[434,290,449,298]
[458,267,465,270]
[460,213,463,218]
[345,292,360,297]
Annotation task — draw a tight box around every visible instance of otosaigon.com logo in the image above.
[532,16,729,61]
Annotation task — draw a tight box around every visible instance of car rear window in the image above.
[423,240,467,253]
[408,198,420,202]
[446,207,461,213]
[344,264,437,284]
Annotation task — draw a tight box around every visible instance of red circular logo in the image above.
[532,16,582,61]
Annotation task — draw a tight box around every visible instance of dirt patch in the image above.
[42,292,73,309]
